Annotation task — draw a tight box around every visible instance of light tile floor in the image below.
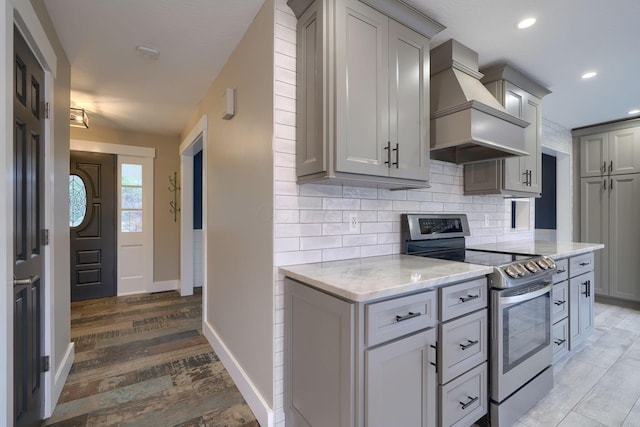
[516,302,640,427]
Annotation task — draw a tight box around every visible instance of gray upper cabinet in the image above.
[464,65,549,197]
[580,127,640,177]
[290,0,443,188]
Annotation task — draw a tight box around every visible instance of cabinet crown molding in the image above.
[480,64,551,99]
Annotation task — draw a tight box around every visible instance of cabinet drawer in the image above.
[570,253,594,278]
[366,291,437,347]
[440,362,487,427]
[439,309,487,384]
[553,259,569,283]
[439,278,487,322]
[552,281,569,323]
[553,317,569,364]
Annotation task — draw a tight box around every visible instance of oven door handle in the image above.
[499,280,553,305]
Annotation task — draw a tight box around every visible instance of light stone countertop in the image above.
[467,241,604,259]
[280,254,493,302]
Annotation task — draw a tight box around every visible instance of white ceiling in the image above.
[43,0,640,136]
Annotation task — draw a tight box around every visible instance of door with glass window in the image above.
[69,151,116,301]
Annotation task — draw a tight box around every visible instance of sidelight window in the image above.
[121,163,143,232]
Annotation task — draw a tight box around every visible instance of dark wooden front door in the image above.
[70,151,116,301]
[13,26,45,427]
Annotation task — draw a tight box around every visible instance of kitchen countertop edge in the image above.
[280,255,494,303]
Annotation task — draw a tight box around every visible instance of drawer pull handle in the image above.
[579,262,591,267]
[554,338,566,346]
[556,269,566,274]
[459,294,479,303]
[459,395,479,410]
[459,339,479,350]
[395,311,421,323]
[554,300,566,306]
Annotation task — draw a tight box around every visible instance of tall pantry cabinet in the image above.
[578,121,640,301]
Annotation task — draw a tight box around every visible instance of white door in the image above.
[117,156,153,295]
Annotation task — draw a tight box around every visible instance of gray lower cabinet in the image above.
[290,0,443,189]
[366,329,436,427]
[284,275,488,427]
[568,254,595,350]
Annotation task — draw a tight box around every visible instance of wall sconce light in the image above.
[70,107,89,128]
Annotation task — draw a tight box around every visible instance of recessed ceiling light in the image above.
[629,109,640,115]
[581,71,597,79]
[517,17,536,29]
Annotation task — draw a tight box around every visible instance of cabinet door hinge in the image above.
[41,229,50,246]
[42,355,50,372]
[44,102,50,119]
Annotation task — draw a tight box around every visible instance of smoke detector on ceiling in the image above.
[136,45,159,60]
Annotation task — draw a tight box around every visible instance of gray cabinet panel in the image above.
[569,271,594,350]
[580,132,608,177]
[439,363,487,427]
[388,20,430,181]
[295,3,325,177]
[552,317,569,364]
[552,281,569,324]
[285,279,354,427]
[335,0,389,176]
[609,127,640,176]
[438,309,487,384]
[365,329,437,427]
[608,174,640,301]
[580,177,608,296]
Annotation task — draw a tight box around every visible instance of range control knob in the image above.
[513,263,527,276]
[505,266,518,278]
[525,261,540,273]
[543,257,556,270]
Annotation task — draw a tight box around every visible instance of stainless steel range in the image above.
[402,213,556,426]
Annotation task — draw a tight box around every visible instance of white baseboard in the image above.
[203,320,274,427]
[152,280,179,292]
[46,342,74,417]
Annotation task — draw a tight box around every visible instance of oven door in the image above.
[490,280,553,403]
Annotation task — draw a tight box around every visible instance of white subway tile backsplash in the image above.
[361,244,393,257]
[275,250,322,266]
[274,152,296,168]
[322,197,360,210]
[342,233,378,247]
[275,195,322,210]
[275,223,321,238]
[274,108,296,126]
[343,186,378,199]
[322,246,360,262]
[275,237,300,252]
[361,199,393,211]
[391,200,421,212]
[274,166,296,182]
[322,222,350,235]
[299,183,343,197]
[275,37,296,58]
[274,137,295,154]
[361,222,392,234]
[376,188,407,200]
[274,180,298,196]
[300,235,342,250]
[300,209,342,223]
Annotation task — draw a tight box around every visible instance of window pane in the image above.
[122,163,142,186]
[121,210,142,232]
[122,186,142,209]
[69,174,87,227]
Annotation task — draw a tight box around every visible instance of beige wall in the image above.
[70,126,181,283]
[181,0,275,408]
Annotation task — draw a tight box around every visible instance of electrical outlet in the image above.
[349,213,358,232]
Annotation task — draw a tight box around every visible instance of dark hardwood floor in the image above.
[43,289,259,427]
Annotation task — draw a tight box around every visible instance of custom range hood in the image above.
[430,40,530,164]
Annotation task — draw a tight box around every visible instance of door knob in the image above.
[13,275,39,287]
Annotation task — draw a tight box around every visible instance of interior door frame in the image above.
[2,1,58,423]
[70,140,156,296]
[179,115,208,314]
